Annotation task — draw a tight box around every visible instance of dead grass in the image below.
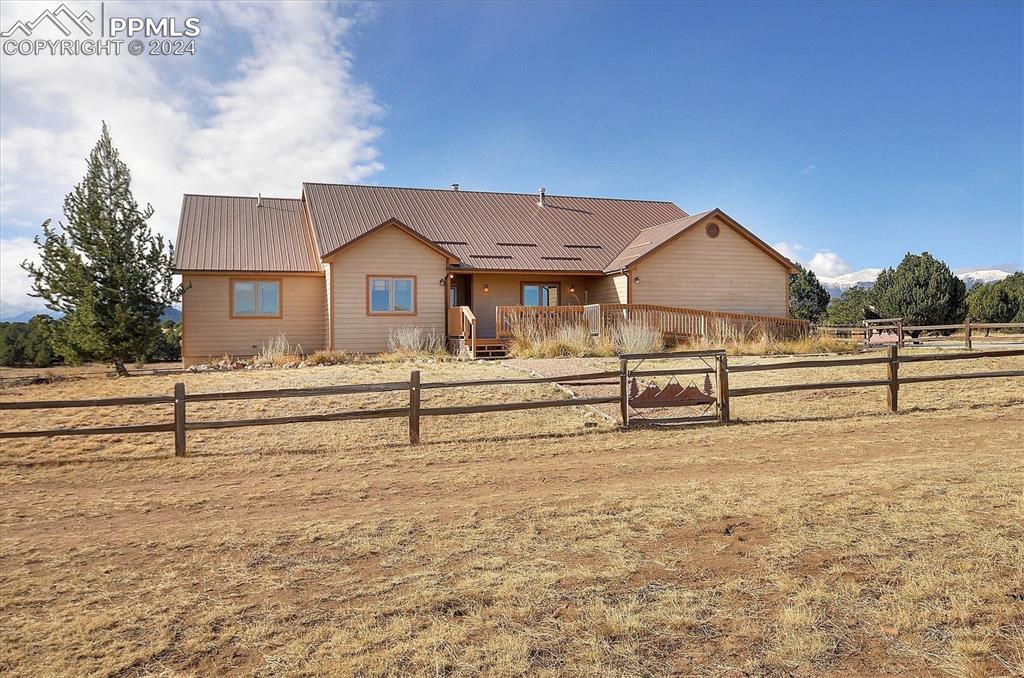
[0,354,1022,676]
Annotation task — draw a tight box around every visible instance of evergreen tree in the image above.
[788,264,831,322]
[966,282,1016,324]
[872,252,966,326]
[823,287,876,326]
[21,124,181,375]
[998,272,1024,322]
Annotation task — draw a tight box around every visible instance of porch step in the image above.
[452,337,509,359]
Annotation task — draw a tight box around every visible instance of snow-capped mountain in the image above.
[816,268,1014,298]
[957,269,1013,289]
[816,269,882,298]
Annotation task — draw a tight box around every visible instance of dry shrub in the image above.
[306,350,351,366]
[610,319,663,354]
[507,323,615,358]
[386,327,445,359]
[254,332,304,366]
[678,334,859,356]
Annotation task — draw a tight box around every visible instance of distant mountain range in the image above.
[0,304,181,323]
[817,268,1015,299]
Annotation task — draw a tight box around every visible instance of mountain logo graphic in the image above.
[1,3,95,38]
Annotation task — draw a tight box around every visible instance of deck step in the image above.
[450,336,509,359]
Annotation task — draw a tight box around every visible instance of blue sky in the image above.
[353,1,1022,275]
[1,1,1021,315]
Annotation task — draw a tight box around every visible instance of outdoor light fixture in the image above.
[634,275,640,283]
[483,283,490,293]
[438,277,446,286]
[569,285,576,293]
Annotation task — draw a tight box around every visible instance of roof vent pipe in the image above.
[451,183,459,191]
[257,193,262,208]
[537,187,546,207]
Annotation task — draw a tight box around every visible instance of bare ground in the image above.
[1,354,1022,676]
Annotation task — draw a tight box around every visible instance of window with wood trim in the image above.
[367,276,416,315]
[231,279,281,318]
[521,282,560,307]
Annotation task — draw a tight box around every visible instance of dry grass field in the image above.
[1,353,1022,676]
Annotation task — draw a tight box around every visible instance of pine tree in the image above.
[872,252,966,326]
[22,123,181,375]
[788,264,831,322]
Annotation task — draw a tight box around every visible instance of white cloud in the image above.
[772,241,808,263]
[807,250,853,278]
[0,1,384,311]
[774,241,856,278]
[0,237,45,317]
[801,163,816,175]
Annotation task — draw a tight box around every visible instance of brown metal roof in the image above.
[605,209,797,273]
[173,195,321,272]
[302,183,687,272]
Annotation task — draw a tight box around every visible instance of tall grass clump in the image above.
[386,327,445,359]
[255,332,304,366]
[610,320,663,354]
[508,323,596,358]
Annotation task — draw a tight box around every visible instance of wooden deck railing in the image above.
[495,304,809,341]
[447,306,478,357]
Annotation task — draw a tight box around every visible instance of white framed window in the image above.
[367,276,416,315]
[231,279,281,318]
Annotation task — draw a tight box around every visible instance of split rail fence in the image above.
[814,320,1024,349]
[1,347,1021,453]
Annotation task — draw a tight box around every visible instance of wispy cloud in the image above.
[0,1,384,314]
[801,163,817,175]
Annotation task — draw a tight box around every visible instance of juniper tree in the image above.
[22,123,181,375]
[788,264,830,322]
[872,252,966,327]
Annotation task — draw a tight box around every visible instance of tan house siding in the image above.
[631,222,789,316]
[470,273,589,337]
[326,225,448,352]
[181,273,327,365]
[587,273,628,305]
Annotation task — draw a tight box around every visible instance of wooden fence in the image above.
[0,371,622,454]
[495,303,809,342]
[1,347,1020,452]
[814,320,1024,349]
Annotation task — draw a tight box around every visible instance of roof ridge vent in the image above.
[537,187,546,207]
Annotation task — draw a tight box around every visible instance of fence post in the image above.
[619,358,630,428]
[174,382,186,457]
[409,370,420,444]
[965,321,972,350]
[886,346,899,413]
[716,354,730,423]
[897,320,905,348]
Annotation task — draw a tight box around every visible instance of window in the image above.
[522,283,559,307]
[231,279,280,318]
[367,276,416,314]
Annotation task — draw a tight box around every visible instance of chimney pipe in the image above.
[537,187,546,207]
[451,183,459,191]
[257,193,262,208]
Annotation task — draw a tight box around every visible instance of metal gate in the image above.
[618,350,729,427]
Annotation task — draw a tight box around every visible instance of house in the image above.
[173,183,797,365]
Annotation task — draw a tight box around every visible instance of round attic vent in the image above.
[705,222,720,238]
